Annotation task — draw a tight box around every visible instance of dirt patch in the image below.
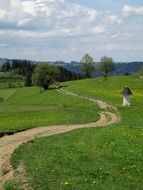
[0,90,120,189]
[14,163,32,190]
[3,163,32,190]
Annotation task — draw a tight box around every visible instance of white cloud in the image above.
[0,29,37,38]
[0,9,7,20]
[0,0,121,37]
[123,5,143,17]
[107,15,122,24]
[0,1,143,61]
[17,18,31,26]
[111,32,132,39]
[91,26,105,34]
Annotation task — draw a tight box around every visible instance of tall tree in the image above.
[32,63,60,90]
[25,71,32,87]
[99,56,115,77]
[2,61,11,72]
[5,61,11,72]
[80,54,95,78]
[57,66,83,82]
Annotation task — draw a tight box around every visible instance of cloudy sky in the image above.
[0,0,143,62]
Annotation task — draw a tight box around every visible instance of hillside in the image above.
[0,87,100,133]
[2,75,143,190]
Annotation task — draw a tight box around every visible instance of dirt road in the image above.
[0,89,120,189]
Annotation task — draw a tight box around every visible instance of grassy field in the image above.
[11,126,143,190]
[0,87,100,132]
[64,75,143,127]
[5,76,143,189]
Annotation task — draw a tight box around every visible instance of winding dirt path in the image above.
[0,89,120,189]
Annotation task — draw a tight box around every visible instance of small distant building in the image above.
[122,86,132,106]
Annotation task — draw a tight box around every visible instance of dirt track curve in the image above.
[0,89,120,189]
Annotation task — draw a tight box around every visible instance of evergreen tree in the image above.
[25,71,32,87]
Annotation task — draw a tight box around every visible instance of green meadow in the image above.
[4,75,143,189]
[64,75,143,127]
[0,87,100,132]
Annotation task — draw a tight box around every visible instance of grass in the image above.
[12,127,143,190]
[63,75,143,127]
[63,75,143,104]
[0,87,100,132]
[7,75,143,189]
[4,181,20,190]
[0,88,17,101]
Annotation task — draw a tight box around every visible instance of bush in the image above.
[0,97,4,102]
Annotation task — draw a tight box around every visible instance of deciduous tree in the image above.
[99,56,115,77]
[32,63,60,90]
[80,54,95,78]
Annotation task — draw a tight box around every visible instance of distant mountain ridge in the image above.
[0,58,143,76]
[54,60,143,76]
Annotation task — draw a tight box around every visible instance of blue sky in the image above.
[0,0,143,62]
[69,0,143,10]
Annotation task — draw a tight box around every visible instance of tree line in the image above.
[2,55,143,91]
[1,59,83,88]
[0,55,115,90]
[32,54,115,90]
[1,59,36,76]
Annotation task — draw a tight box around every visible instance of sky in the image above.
[0,0,143,62]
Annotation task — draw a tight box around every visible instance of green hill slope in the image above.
[8,76,143,190]
[64,75,143,127]
[0,87,100,132]
[64,75,143,104]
